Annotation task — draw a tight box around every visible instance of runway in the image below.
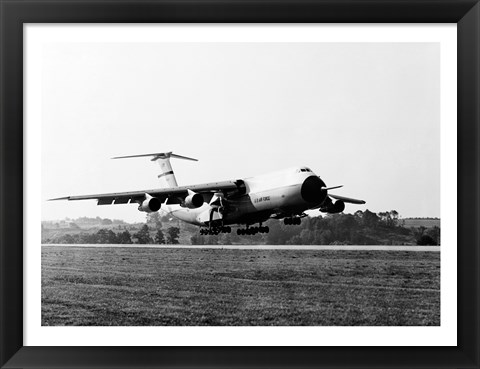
[42,244,440,252]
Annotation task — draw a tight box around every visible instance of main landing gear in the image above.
[237,225,269,235]
[284,217,301,225]
[200,226,231,235]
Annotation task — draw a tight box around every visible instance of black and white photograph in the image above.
[36,27,447,332]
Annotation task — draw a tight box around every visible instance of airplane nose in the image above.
[301,176,327,204]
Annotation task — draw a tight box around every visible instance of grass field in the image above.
[42,246,440,326]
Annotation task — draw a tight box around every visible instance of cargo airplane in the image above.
[51,152,366,236]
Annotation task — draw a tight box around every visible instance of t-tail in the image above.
[111,151,198,188]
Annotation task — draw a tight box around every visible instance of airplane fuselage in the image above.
[163,167,327,227]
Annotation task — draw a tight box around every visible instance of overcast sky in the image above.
[42,42,440,223]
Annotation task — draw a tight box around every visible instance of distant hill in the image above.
[401,218,440,228]
[42,216,130,229]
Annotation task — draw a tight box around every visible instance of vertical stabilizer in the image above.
[112,151,198,188]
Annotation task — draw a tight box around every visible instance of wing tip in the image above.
[48,196,70,201]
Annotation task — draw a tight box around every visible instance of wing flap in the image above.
[113,198,130,204]
[97,198,114,205]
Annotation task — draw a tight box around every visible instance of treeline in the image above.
[42,210,440,246]
[190,210,440,246]
[43,224,181,245]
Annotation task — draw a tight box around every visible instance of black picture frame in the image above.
[1,1,479,368]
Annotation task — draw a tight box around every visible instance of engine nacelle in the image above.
[184,192,204,209]
[327,200,345,213]
[320,199,345,214]
[138,194,161,213]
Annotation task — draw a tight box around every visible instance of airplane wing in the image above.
[50,180,244,206]
[329,194,366,204]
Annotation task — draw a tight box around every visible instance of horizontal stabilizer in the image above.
[170,153,199,161]
[112,151,198,162]
[330,194,366,204]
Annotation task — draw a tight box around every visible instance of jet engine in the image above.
[184,191,204,209]
[319,199,345,214]
[301,176,327,205]
[138,194,161,213]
